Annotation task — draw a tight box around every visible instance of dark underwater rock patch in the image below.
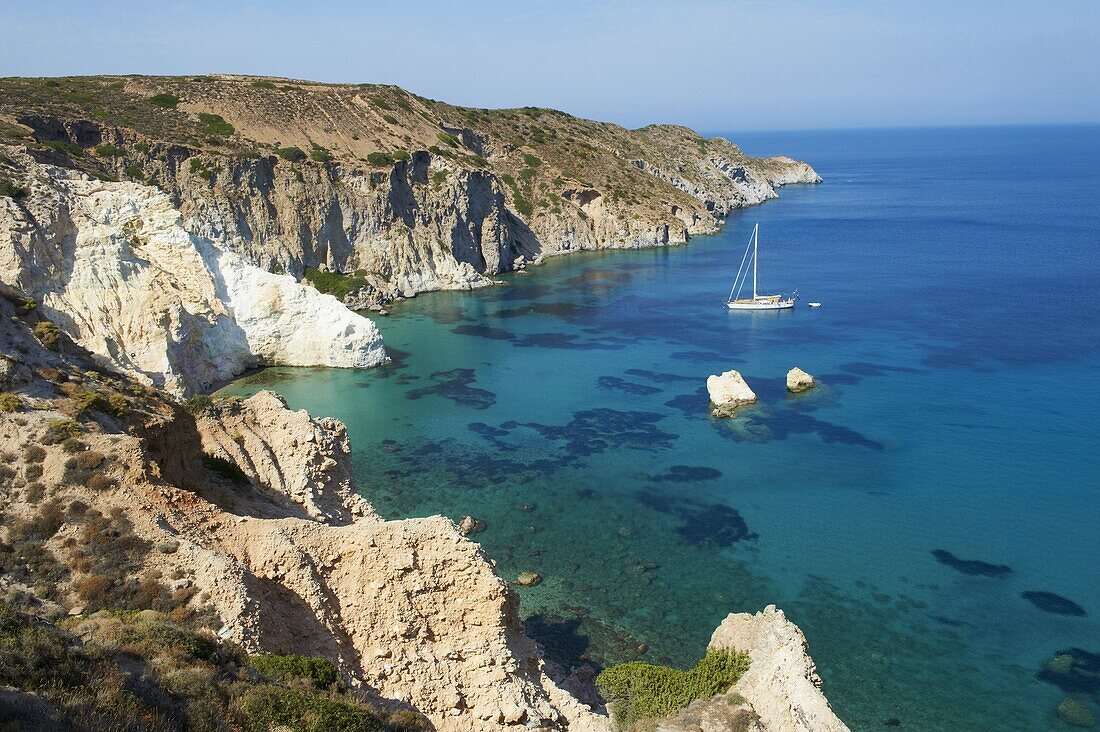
[624,368,698,384]
[664,387,710,418]
[1022,591,1087,617]
[931,549,1012,578]
[451,324,516,340]
[670,350,727,364]
[405,368,496,409]
[488,302,589,319]
[648,465,723,483]
[636,490,756,548]
[712,409,884,451]
[520,408,678,458]
[597,376,662,396]
[513,332,626,350]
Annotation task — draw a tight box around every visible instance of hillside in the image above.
[0,74,819,307]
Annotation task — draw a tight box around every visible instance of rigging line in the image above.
[728,228,755,302]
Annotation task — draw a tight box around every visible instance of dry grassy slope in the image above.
[0,74,818,303]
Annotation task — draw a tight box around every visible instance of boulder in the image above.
[517,571,542,587]
[786,367,816,393]
[1058,697,1097,728]
[707,370,757,417]
[458,515,486,536]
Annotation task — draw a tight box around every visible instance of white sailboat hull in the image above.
[726,299,795,311]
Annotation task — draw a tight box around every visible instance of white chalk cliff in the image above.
[0,148,386,396]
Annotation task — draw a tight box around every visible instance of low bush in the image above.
[197,113,234,136]
[366,151,393,167]
[230,684,383,732]
[251,653,340,689]
[303,267,370,300]
[43,419,80,444]
[146,93,180,109]
[596,649,750,728]
[309,145,333,163]
[23,446,45,464]
[94,143,122,157]
[277,146,306,162]
[251,80,277,89]
[0,392,22,412]
[32,321,60,349]
[436,131,459,147]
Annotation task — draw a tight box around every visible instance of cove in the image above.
[221,125,1100,730]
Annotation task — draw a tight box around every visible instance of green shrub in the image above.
[303,267,370,300]
[123,162,143,179]
[251,80,277,89]
[0,392,22,413]
[0,178,28,200]
[309,145,333,163]
[596,649,750,728]
[431,170,447,187]
[381,114,398,125]
[230,685,384,732]
[43,419,80,444]
[391,149,410,162]
[33,321,60,349]
[146,93,180,109]
[197,113,234,136]
[277,146,306,162]
[94,143,122,157]
[522,153,542,167]
[250,654,340,689]
[366,151,393,167]
[436,131,459,147]
[41,139,84,158]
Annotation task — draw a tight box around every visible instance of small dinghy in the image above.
[808,302,822,308]
[725,224,796,310]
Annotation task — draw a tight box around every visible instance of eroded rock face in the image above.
[709,605,849,732]
[0,149,386,396]
[707,370,758,417]
[786,367,816,393]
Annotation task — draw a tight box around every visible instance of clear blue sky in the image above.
[4,0,1097,132]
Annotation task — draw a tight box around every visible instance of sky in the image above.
[3,0,1098,132]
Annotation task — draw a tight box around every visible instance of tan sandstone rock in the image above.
[708,605,849,732]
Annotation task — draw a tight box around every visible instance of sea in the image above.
[220,125,1100,730]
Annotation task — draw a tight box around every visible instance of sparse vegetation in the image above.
[309,144,333,163]
[303,267,371,299]
[251,79,278,89]
[0,603,428,731]
[93,142,122,157]
[596,649,750,728]
[202,453,250,485]
[251,653,341,689]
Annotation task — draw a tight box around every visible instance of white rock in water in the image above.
[707,370,757,417]
[787,367,816,393]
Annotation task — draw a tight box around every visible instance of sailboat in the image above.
[725,223,796,310]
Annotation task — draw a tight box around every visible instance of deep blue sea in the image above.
[221,126,1100,730]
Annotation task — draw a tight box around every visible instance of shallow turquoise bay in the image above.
[222,126,1100,730]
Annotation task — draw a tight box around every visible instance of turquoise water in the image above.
[222,126,1100,730]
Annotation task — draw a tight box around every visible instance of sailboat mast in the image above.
[752,223,758,299]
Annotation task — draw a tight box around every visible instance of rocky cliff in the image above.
[0,146,385,396]
[0,75,819,309]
